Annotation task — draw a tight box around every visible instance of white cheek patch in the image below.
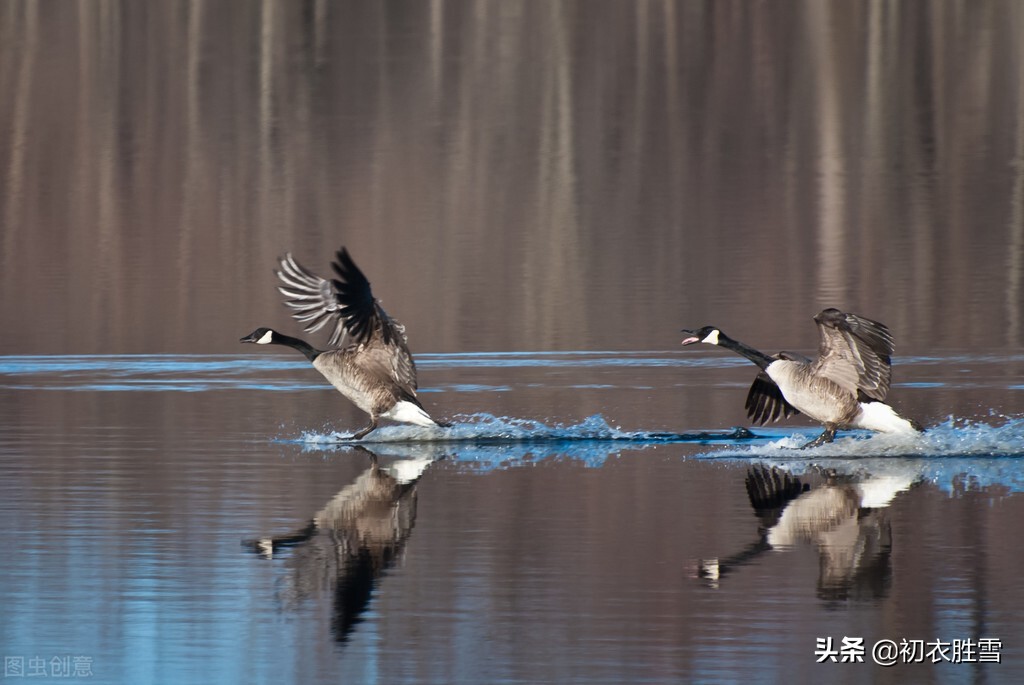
[702,329,720,345]
[256,330,274,344]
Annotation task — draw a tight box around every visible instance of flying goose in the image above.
[681,308,921,447]
[241,247,447,439]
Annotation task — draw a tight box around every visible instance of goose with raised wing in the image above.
[698,463,916,599]
[241,247,447,439]
[244,446,439,642]
[681,308,921,447]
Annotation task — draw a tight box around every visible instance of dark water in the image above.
[2,353,1024,684]
[3,2,1024,684]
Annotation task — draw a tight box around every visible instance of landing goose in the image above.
[681,308,921,447]
[241,247,446,439]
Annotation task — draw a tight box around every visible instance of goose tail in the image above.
[382,400,443,428]
[854,402,922,434]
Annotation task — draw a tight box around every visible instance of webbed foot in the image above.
[348,418,379,440]
[800,427,836,449]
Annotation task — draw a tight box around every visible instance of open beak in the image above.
[239,331,259,343]
[680,330,700,346]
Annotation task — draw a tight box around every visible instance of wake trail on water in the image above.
[697,416,1024,495]
[702,416,1024,459]
[273,414,1024,491]
[279,413,755,469]
[287,413,756,446]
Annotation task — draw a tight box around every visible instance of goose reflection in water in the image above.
[699,463,920,601]
[244,446,441,642]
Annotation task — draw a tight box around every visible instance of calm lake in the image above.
[2,2,1024,684]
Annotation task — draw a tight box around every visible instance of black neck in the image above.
[273,333,321,362]
[717,334,775,371]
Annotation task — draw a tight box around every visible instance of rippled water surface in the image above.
[3,2,1024,683]
[3,353,1024,684]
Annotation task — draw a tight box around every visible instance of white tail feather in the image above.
[855,474,917,509]
[383,457,435,484]
[382,400,438,427]
[854,402,918,434]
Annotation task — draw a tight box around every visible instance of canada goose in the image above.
[241,247,447,439]
[698,464,912,600]
[681,308,921,447]
[244,446,437,641]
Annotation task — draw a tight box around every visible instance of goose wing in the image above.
[276,252,346,344]
[811,309,894,401]
[276,247,408,351]
[746,464,807,529]
[744,352,807,424]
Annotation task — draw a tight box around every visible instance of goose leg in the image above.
[348,416,379,440]
[244,520,319,558]
[349,445,379,464]
[801,425,837,449]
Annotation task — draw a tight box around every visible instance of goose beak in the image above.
[680,330,701,346]
[240,330,260,343]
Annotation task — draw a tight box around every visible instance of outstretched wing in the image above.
[744,352,806,425]
[745,464,808,529]
[276,247,408,351]
[329,247,405,348]
[276,252,347,346]
[812,309,894,402]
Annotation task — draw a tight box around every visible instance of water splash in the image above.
[284,414,756,471]
[697,416,1024,495]
[290,413,754,446]
[284,415,1024,488]
[700,416,1024,459]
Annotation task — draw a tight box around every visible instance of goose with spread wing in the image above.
[241,247,447,439]
[698,464,913,599]
[681,308,921,447]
